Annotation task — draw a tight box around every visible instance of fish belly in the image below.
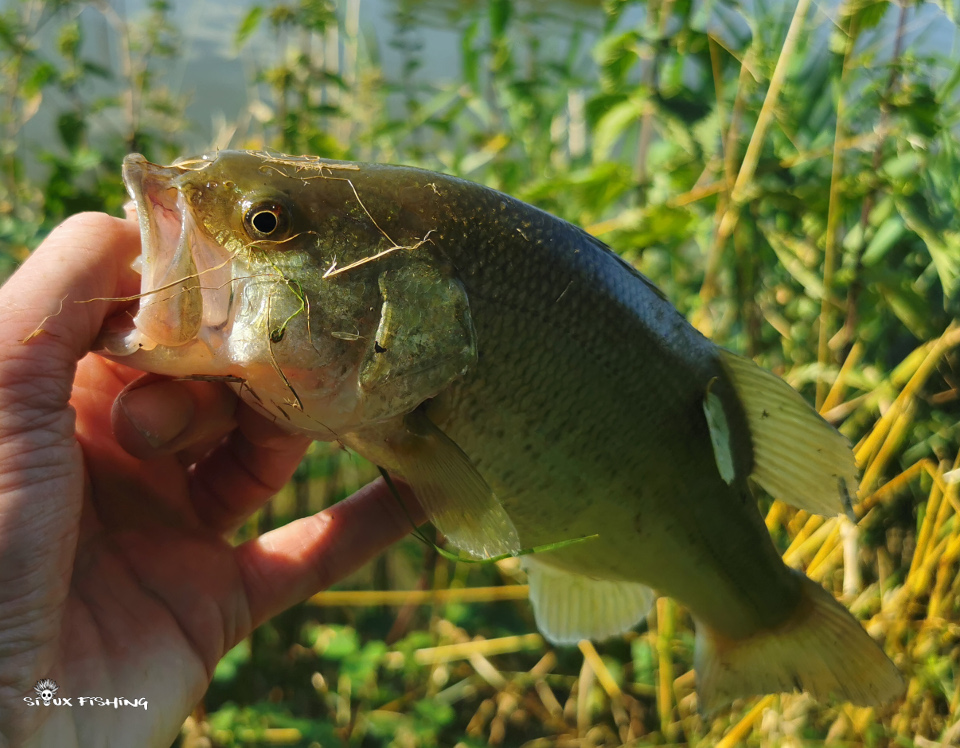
[435,369,801,642]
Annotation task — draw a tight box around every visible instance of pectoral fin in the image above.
[719,349,859,516]
[391,410,521,559]
[703,379,736,485]
[359,264,477,422]
[524,557,656,644]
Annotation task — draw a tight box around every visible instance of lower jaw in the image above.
[95,297,160,356]
[95,331,229,378]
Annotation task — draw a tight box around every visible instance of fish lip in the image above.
[97,154,186,354]
[98,152,240,361]
[122,153,188,294]
[95,155,178,356]
[99,154,216,356]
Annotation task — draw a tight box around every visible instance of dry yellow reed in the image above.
[716,695,777,748]
[655,598,676,739]
[308,585,530,606]
[578,639,622,700]
[820,341,864,415]
[413,634,543,665]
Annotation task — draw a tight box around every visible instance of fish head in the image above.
[98,150,403,439]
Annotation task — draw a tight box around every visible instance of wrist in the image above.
[14,709,78,748]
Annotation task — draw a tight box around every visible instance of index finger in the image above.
[235,476,427,627]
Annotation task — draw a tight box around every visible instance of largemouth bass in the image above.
[98,150,904,712]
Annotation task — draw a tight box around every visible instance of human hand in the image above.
[0,214,423,748]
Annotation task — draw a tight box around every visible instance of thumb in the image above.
[0,213,141,424]
[0,213,140,713]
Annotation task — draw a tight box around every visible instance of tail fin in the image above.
[694,571,904,714]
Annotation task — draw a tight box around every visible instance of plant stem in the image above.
[816,10,860,408]
[726,0,812,205]
[700,0,812,320]
[841,3,909,351]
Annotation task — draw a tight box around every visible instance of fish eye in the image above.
[243,200,290,240]
[251,210,278,234]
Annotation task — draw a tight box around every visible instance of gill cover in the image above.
[359,263,477,421]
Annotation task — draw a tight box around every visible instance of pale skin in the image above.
[0,214,424,747]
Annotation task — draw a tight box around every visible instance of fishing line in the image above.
[376,465,598,565]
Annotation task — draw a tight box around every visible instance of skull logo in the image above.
[34,679,58,705]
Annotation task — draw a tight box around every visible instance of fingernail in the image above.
[119,382,194,449]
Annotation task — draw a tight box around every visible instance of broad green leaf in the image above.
[878,281,935,339]
[759,222,825,300]
[861,216,906,267]
[23,61,57,98]
[938,56,960,103]
[234,5,263,49]
[212,640,251,683]
[842,0,892,32]
[56,111,85,151]
[56,21,81,59]
[882,151,923,181]
[897,195,960,303]
[928,0,958,24]
[593,92,645,161]
[594,30,641,92]
[489,0,512,38]
[461,18,480,88]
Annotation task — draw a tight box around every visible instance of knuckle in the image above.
[54,211,125,238]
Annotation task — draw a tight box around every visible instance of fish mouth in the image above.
[98,153,234,358]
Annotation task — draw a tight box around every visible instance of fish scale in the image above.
[425,180,765,597]
[101,150,904,712]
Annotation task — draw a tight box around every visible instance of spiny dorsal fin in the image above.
[394,409,521,559]
[719,349,858,516]
[524,557,656,644]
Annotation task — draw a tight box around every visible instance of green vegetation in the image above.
[3,0,960,744]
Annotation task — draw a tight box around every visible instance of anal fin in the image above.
[694,570,904,713]
[525,557,656,644]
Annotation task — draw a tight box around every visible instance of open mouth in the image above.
[97,154,234,357]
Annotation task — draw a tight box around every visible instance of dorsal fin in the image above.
[719,349,858,516]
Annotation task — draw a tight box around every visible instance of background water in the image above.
[16,0,614,159]
[16,0,958,162]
